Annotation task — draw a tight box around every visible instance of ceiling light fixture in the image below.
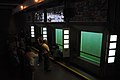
[34,0,44,3]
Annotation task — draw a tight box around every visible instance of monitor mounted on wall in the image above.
[47,6,64,22]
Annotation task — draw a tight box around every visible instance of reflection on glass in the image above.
[55,29,63,50]
[80,31,103,65]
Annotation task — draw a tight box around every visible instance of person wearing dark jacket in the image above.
[37,37,43,65]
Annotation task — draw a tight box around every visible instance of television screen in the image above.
[80,31,103,65]
[55,29,63,50]
[47,6,64,22]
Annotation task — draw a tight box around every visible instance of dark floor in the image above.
[33,60,82,80]
[1,51,119,80]
[0,54,84,80]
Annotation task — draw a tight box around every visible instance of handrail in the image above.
[80,51,100,59]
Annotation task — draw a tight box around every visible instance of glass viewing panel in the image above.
[80,31,103,65]
[55,29,63,50]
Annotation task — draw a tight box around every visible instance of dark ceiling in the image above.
[0,0,81,11]
[0,0,26,9]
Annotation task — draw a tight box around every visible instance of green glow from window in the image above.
[80,31,103,65]
[55,29,63,50]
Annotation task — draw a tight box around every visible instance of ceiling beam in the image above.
[0,3,19,6]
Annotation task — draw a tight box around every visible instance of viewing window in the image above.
[80,31,103,65]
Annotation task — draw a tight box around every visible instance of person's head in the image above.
[37,37,43,43]
[43,40,48,44]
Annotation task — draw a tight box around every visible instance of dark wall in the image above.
[14,13,27,33]
[0,9,12,54]
[70,26,79,57]
[111,0,120,74]
[108,0,120,33]
[0,9,16,80]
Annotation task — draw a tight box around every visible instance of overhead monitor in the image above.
[34,11,44,22]
[47,6,64,22]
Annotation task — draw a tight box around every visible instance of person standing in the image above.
[42,40,51,72]
[24,46,38,80]
[37,37,43,65]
